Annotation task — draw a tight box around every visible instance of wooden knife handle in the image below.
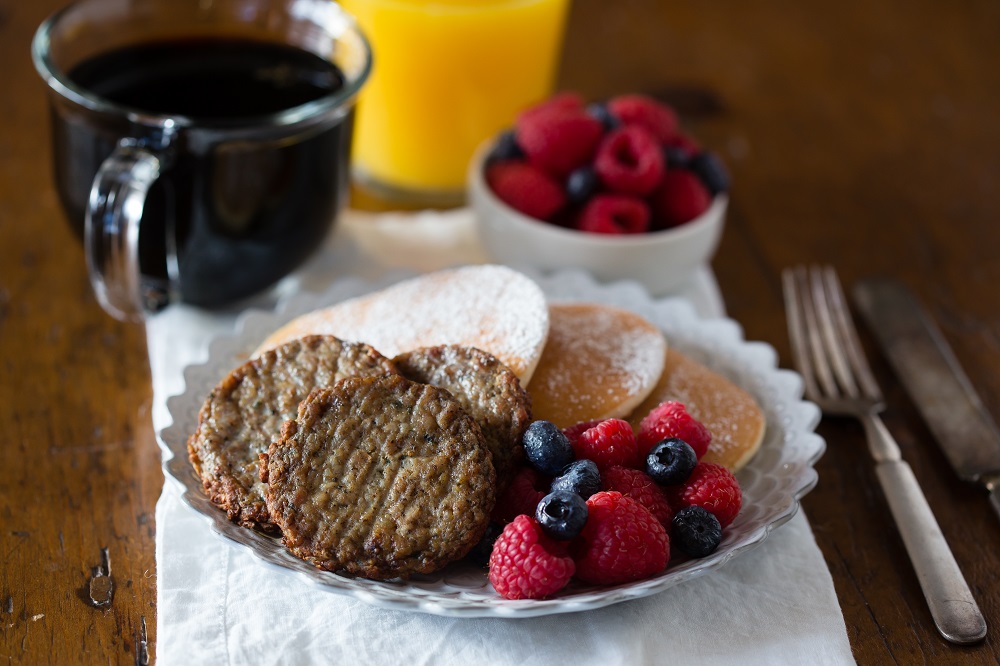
[875,459,987,644]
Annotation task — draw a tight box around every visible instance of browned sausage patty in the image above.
[262,374,496,579]
[392,345,530,492]
[187,335,397,530]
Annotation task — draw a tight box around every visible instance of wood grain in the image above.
[2,0,1000,663]
[0,2,159,663]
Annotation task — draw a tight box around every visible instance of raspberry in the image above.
[607,94,679,143]
[649,169,712,228]
[594,126,665,196]
[571,491,670,585]
[486,160,566,221]
[637,401,713,459]
[489,515,575,599]
[572,418,640,470]
[491,465,548,524]
[516,108,604,178]
[562,420,603,448]
[601,466,674,529]
[516,91,585,126]
[576,194,650,235]
[665,462,742,528]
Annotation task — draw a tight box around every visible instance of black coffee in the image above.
[69,38,344,118]
[54,38,352,309]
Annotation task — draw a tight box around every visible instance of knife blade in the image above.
[853,278,1000,524]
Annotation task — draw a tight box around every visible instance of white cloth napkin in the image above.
[149,209,855,665]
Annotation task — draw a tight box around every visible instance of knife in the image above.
[853,278,1000,524]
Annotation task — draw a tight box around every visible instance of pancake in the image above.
[255,265,549,384]
[528,302,667,428]
[628,348,766,472]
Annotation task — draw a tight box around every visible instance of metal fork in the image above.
[783,265,986,645]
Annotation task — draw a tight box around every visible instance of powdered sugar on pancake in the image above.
[529,302,667,428]
[256,265,549,384]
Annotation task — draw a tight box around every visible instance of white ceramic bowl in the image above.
[468,142,727,295]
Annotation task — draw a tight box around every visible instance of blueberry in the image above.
[690,151,730,195]
[487,129,524,163]
[522,420,575,477]
[550,459,601,499]
[565,166,598,205]
[645,437,697,486]
[664,145,692,169]
[672,506,722,557]
[536,490,589,540]
[465,522,504,567]
[586,102,621,131]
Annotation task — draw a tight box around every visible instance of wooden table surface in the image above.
[3,0,1000,663]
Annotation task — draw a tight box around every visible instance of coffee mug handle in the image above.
[85,139,167,322]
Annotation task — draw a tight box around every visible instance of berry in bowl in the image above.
[468,93,729,295]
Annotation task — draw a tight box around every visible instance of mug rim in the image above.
[30,0,373,132]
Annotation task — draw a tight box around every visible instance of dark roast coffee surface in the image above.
[68,37,345,118]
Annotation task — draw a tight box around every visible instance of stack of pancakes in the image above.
[187,265,765,580]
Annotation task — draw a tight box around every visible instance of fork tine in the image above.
[782,268,822,401]
[796,267,840,398]
[809,266,861,398]
[819,266,884,401]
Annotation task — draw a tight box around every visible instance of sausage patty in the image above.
[262,374,496,579]
[187,335,396,530]
[392,345,530,491]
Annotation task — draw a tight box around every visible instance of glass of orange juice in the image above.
[339,0,571,206]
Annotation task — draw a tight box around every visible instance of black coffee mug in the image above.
[32,0,371,321]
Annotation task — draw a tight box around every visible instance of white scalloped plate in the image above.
[158,269,824,618]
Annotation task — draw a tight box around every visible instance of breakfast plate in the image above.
[157,268,825,618]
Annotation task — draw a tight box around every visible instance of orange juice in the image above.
[339,0,570,201]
